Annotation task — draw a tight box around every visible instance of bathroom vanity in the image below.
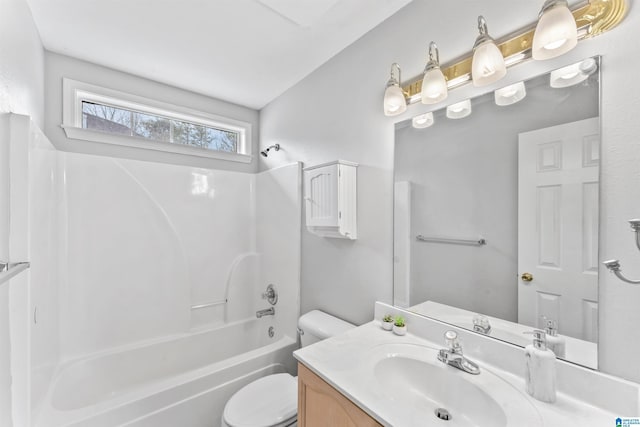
[294,302,640,427]
[298,364,381,427]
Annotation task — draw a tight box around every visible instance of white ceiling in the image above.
[25,0,412,109]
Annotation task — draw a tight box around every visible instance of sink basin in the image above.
[367,343,541,427]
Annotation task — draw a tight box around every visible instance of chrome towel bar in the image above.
[416,235,486,246]
[0,261,31,286]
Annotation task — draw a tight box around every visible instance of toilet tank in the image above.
[298,310,355,347]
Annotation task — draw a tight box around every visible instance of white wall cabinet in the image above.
[303,160,357,239]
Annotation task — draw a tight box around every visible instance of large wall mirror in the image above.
[393,57,600,369]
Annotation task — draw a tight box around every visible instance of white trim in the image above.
[61,126,252,163]
[62,78,253,161]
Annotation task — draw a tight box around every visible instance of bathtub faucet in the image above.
[256,307,275,318]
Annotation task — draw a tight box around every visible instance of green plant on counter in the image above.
[383,314,393,323]
[394,316,406,327]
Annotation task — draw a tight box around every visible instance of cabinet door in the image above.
[298,363,382,427]
[304,164,339,228]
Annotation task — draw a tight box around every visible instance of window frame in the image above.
[62,78,252,163]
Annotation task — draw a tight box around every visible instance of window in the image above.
[62,78,252,163]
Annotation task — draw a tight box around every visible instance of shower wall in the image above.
[2,114,61,426]
[256,164,302,340]
[59,155,301,361]
[5,113,301,423]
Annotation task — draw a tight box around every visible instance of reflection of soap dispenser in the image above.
[543,318,566,359]
[525,329,557,403]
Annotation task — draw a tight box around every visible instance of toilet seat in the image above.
[223,373,297,427]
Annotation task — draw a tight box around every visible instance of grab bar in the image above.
[190,299,228,310]
[0,261,31,286]
[416,235,486,246]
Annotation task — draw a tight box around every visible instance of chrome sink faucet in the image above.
[437,330,481,375]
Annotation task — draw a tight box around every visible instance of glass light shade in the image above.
[412,112,435,129]
[532,2,578,60]
[549,58,597,88]
[383,84,407,116]
[495,81,527,106]
[446,99,472,119]
[472,41,506,87]
[421,68,448,104]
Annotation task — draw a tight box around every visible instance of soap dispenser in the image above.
[542,317,566,359]
[525,329,556,403]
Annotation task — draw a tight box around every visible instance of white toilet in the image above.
[221,310,355,427]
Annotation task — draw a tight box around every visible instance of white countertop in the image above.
[294,320,624,427]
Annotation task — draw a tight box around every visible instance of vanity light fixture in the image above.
[549,57,598,88]
[412,112,435,129]
[383,63,407,117]
[383,0,626,114]
[446,99,472,119]
[494,81,527,106]
[471,16,506,87]
[532,0,578,60]
[421,42,448,104]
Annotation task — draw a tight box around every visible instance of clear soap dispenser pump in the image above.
[525,329,557,403]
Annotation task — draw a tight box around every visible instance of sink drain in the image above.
[435,408,452,421]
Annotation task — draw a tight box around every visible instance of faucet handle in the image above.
[473,314,490,328]
[444,330,462,352]
[261,284,278,305]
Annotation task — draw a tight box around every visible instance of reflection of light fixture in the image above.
[412,112,435,129]
[421,42,448,104]
[550,58,598,88]
[532,0,578,60]
[383,63,407,116]
[495,81,527,106]
[446,100,472,119]
[472,16,506,87]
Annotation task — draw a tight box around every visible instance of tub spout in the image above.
[256,307,275,318]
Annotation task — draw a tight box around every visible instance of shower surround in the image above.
[3,114,301,426]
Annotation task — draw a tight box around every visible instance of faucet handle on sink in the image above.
[444,330,462,353]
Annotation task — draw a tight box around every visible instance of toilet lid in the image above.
[223,373,297,427]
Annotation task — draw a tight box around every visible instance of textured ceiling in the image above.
[26,0,412,109]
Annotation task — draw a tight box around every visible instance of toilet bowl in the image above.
[221,310,354,427]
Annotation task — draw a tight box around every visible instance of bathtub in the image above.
[34,317,298,427]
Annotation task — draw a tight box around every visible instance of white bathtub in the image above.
[34,318,297,427]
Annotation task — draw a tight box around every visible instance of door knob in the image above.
[521,272,533,282]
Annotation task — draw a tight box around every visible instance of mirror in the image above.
[393,57,600,369]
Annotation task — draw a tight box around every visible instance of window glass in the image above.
[82,101,240,153]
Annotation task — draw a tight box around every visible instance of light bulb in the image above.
[412,112,435,129]
[472,16,506,87]
[549,59,597,88]
[532,0,578,60]
[494,81,527,106]
[446,99,472,119]
[383,85,407,116]
[421,42,448,104]
[383,63,407,116]
[421,69,447,103]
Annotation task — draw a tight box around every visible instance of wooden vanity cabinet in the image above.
[298,363,382,427]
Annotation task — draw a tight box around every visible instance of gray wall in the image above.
[0,0,44,423]
[259,0,640,382]
[395,72,598,321]
[44,52,260,173]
